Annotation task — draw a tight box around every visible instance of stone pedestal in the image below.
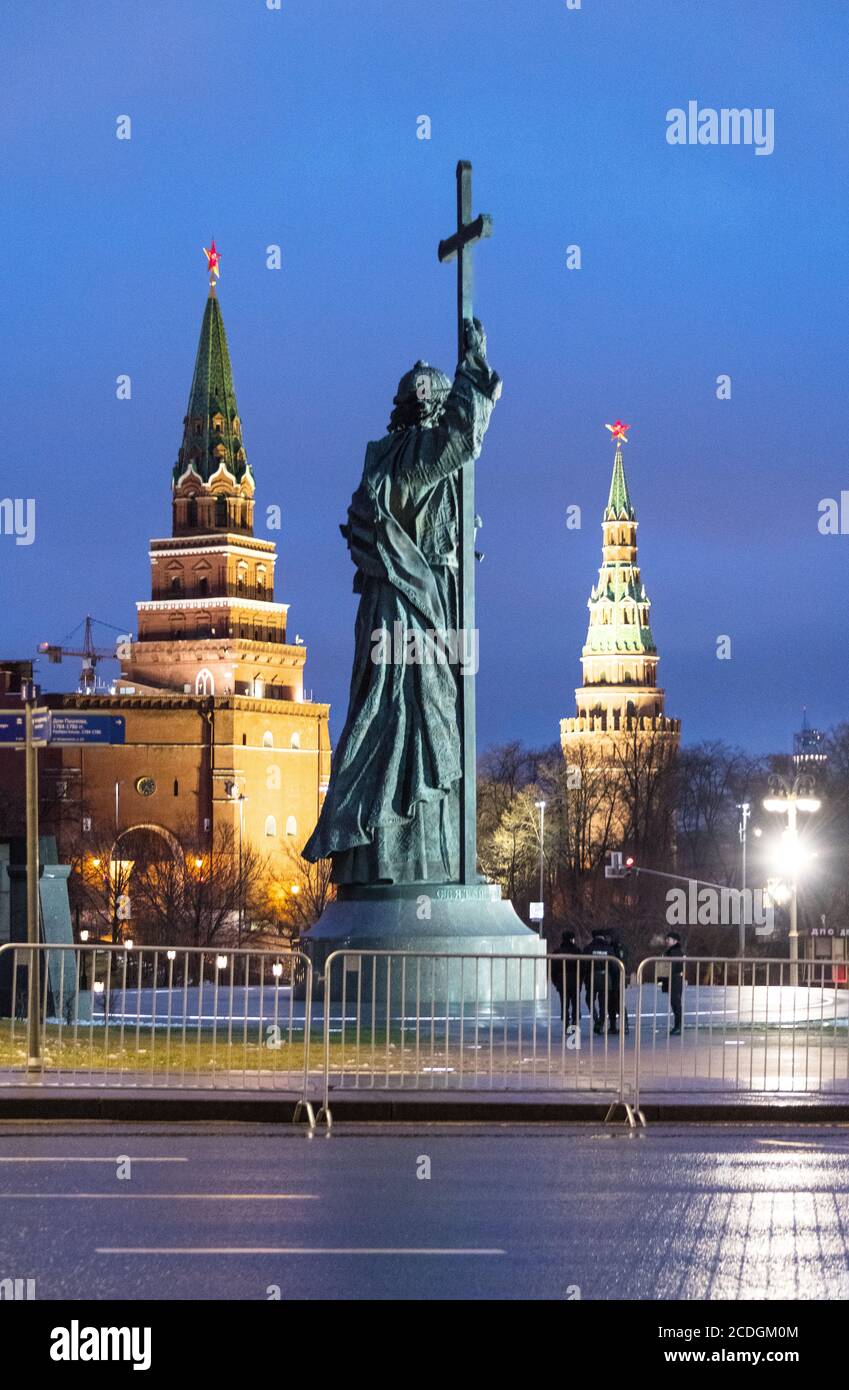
[301,881,547,1007]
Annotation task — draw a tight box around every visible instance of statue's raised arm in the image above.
[406,319,502,492]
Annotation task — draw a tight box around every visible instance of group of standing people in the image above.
[550,929,630,1036]
[550,929,684,1036]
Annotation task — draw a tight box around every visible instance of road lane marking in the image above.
[0,1156,188,1163]
[97,1247,504,1256]
[3,1192,318,1200]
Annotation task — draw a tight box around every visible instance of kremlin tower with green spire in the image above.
[560,423,680,760]
[98,248,332,869]
[120,255,301,703]
[171,271,254,535]
[26,249,329,891]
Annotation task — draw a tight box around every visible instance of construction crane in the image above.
[37,616,125,695]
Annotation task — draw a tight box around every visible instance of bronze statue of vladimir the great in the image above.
[303,318,501,886]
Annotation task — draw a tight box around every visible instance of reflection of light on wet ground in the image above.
[638,1140,849,1300]
[756,1138,826,1149]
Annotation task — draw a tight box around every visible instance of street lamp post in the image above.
[534,799,546,937]
[227,783,247,947]
[111,779,123,943]
[22,679,43,1069]
[762,775,821,987]
[237,794,245,946]
[736,802,750,958]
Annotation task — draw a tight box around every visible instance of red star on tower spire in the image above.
[605,420,630,445]
[203,239,221,281]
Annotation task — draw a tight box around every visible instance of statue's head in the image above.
[388,361,451,431]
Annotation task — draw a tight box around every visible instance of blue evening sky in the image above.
[1,0,847,756]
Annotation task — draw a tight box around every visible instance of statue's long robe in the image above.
[303,346,501,884]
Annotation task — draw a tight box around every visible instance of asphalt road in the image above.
[2,1121,849,1300]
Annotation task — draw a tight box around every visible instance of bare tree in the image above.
[65,830,136,943]
[478,744,544,908]
[258,846,336,947]
[128,823,270,948]
[676,741,762,884]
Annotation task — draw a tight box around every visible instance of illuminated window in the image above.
[265,816,277,837]
[285,816,297,837]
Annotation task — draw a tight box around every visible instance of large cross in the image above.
[438,161,492,885]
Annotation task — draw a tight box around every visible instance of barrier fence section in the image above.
[316,950,628,1125]
[6,944,846,1117]
[0,943,315,1109]
[634,955,849,1108]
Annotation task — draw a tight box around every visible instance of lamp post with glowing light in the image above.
[77,927,90,993]
[534,800,546,936]
[762,775,821,986]
[736,802,750,957]
[226,782,247,946]
[111,779,125,942]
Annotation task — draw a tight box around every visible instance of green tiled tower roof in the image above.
[583,436,656,658]
[173,287,251,486]
[603,444,635,521]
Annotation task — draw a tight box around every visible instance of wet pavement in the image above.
[2,1120,849,1300]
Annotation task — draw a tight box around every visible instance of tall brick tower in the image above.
[58,250,332,876]
[0,249,330,941]
[120,265,304,704]
[561,422,680,762]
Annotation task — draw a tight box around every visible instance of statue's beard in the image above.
[387,396,448,432]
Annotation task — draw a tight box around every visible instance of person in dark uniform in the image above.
[552,929,581,1030]
[662,930,684,1035]
[607,932,630,1036]
[585,930,613,1035]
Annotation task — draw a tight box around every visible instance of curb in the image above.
[2,1093,849,1124]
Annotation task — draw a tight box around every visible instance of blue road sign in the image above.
[0,714,26,743]
[0,712,125,745]
[0,711,51,743]
[47,714,126,745]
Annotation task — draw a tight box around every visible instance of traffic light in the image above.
[605,852,636,879]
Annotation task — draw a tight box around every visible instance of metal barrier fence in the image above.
[4,944,848,1123]
[0,943,316,1120]
[634,955,849,1109]
[315,951,630,1127]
